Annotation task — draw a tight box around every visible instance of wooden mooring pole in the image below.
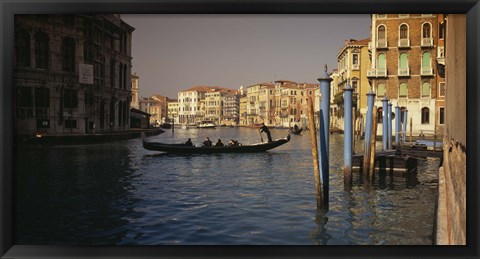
[307,98,323,209]
[409,117,413,143]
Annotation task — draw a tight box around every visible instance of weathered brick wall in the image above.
[436,14,466,245]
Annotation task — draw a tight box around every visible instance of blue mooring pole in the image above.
[343,81,354,186]
[382,96,389,150]
[395,104,401,146]
[317,65,332,207]
[387,101,393,149]
[363,90,376,173]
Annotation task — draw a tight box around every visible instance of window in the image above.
[439,82,446,97]
[352,54,359,66]
[16,28,31,67]
[64,89,78,108]
[399,24,408,39]
[65,119,77,128]
[377,83,386,97]
[377,53,386,76]
[35,88,50,108]
[421,52,432,74]
[439,107,445,124]
[35,31,49,68]
[422,23,431,38]
[377,25,386,40]
[399,83,408,98]
[421,107,430,124]
[61,37,75,72]
[399,53,409,75]
[439,21,446,39]
[377,107,383,123]
[36,119,50,128]
[110,59,116,87]
[19,87,33,107]
[422,82,431,97]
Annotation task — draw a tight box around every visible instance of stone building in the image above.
[336,38,371,118]
[368,14,443,136]
[14,14,134,136]
[130,73,140,109]
[222,92,241,126]
[167,99,179,125]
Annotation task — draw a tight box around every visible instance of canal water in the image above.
[15,127,440,245]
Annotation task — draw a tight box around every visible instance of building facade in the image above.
[130,73,140,109]
[15,14,134,136]
[368,14,443,136]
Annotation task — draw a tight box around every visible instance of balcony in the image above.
[376,39,388,49]
[367,68,387,78]
[352,64,360,70]
[420,67,434,76]
[398,38,410,48]
[421,38,434,47]
[398,67,410,77]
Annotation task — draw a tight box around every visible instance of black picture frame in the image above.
[1,0,479,258]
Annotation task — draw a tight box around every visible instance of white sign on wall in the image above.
[79,64,94,84]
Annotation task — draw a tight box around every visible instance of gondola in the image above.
[289,127,303,135]
[143,135,290,154]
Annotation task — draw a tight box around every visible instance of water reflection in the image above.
[15,128,440,245]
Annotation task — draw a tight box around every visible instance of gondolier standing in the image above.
[260,123,273,143]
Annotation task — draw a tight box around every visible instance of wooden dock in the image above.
[352,150,418,174]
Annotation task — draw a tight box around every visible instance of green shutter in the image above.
[399,83,408,97]
[399,53,408,69]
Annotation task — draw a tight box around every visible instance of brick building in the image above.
[368,14,444,136]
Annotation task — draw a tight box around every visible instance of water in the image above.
[15,127,440,245]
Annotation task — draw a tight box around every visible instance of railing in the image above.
[377,68,387,77]
[398,38,410,48]
[398,67,410,76]
[367,68,387,78]
[421,38,433,47]
[421,67,434,76]
[376,39,388,49]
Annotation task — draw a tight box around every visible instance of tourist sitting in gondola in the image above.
[185,138,193,146]
[215,139,224,147]
[228,139,239,146]
[203,137,212,147]
[294,124,299,131]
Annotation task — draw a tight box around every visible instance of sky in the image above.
[121,14,371,99]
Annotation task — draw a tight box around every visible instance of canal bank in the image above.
[17,128,164,145]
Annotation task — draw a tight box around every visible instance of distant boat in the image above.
[289,127,303,135]
[143,135,290,154]
[160,123,172,129]
[197,120,216,129]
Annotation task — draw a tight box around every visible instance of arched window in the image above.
[377,53,386,75]
[377,107,383,123]
[378,25,386,40]
[399,24,408,39]
[421,107,430,124]
[377,83,386,97]
[399,53,408,75]
[35,31,49,68]
[421,52,431,74]
[422,23,431,38]
[399,83,408,98]
[16,28,31,67]
[61,37,75,72]
[422,82,431,97]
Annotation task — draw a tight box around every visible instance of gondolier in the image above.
[260,123,272,143]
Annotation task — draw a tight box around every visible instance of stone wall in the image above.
[436,14,466,245]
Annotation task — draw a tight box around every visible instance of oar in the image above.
[258,128,264,142]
